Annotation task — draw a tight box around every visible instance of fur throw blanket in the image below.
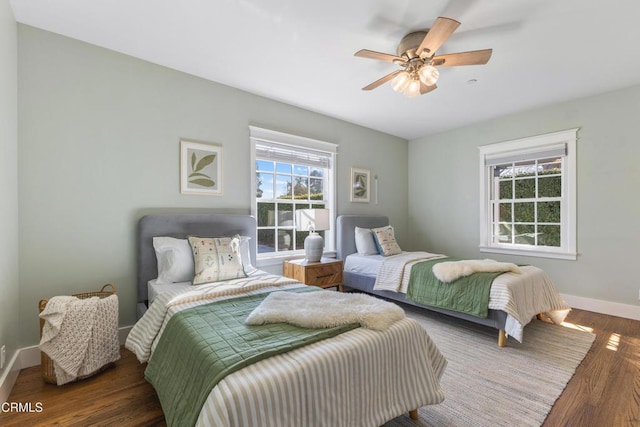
[40,295,120,385]
[433,259,521,283]
[246,290,405,331]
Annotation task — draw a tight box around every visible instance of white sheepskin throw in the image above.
[246,290,405,331]
[433,259,521,283]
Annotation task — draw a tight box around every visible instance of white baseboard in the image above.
[562,293,640,321]
[0,325,133,402]
[0,351,21,403]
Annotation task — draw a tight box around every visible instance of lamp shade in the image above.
[295,209,330,262]
[295,209,330,232]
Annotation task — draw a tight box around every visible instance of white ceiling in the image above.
[10,0,640,140]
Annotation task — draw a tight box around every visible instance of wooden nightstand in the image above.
[283,258,344,291]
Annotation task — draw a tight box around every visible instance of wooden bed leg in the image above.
[409,409,418,420]
[498,329,507,347]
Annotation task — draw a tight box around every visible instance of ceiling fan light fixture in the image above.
[419,64,439,86]
[391,71,411,93]
[403,79,421,97]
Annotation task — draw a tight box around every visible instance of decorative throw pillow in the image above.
[355,227,379,255]
[153,237,195,284]
[371,225,402,256]
[188,236,247,285]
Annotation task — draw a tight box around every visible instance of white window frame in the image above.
[250,126,337,266]
[479,128,578,260]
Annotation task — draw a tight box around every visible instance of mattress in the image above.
[343,253,385,276]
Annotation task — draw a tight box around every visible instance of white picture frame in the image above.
[350,167,370,203]
[180,139,223,195]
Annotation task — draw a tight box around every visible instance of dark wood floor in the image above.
[2,308,638,426]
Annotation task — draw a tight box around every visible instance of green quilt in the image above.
[144,287,358,427]
[406,257,504,318]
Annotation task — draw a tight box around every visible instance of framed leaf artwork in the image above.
[180,140,223,195]
[350,167,370,203]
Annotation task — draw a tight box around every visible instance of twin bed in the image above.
[126,213,447,427]
[336,214,571,346]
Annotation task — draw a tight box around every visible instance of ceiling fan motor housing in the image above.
[397,31,429,59]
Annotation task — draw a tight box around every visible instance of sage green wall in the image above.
[408,85,640,306]
[0,0,19,374]
[17,25,407,346]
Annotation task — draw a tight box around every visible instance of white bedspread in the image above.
[369,253,570,342]
[126,273,447,427]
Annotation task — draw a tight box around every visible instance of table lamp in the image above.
[295,208,330,262]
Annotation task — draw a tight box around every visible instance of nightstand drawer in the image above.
[282,258,344,291]
[304,263,343,287]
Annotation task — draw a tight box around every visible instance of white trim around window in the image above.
[249,126,338,262]
[478,128,578,260]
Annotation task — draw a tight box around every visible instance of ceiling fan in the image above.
[355,17,492,97]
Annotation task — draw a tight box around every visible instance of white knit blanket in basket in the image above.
[40,294,120,385]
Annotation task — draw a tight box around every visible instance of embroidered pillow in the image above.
[153,237,195,284]
[371,225,402,256]
[188,236,247,285]
[355,227,379,255]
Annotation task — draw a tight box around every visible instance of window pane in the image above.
[276,162,291,173]
[257,202,275,226]
[514,178,535,199]
[256,172,273,199]
[494,223,512,244]
[514,202,534,222]
[257,229,275,253]
[293,177,309,198]
[514,224,535,245]
[275,174,292,199]
[278,229,293,251]
[310,178,324,200]
[538,176,561,198]
[498,203,512,222]
[538,225,561,247]
[256,160,274,172]
[538,201,560,223]
[295,230,307,250]
[310,167,324,178]
[494,164,514,178]
[539,158,562,174]
[278,203,294,227]
[294,165,308,176]
[499,180,512,199]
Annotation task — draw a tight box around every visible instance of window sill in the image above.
[479,245,577,261]
[256,250,337,269]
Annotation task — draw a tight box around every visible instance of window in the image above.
[479,129,577,260]
[250,126,337,259]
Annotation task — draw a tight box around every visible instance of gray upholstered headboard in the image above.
[336,215,389,260]
[137,213,257,317]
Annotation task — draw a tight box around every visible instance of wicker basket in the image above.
[38,283,117,384]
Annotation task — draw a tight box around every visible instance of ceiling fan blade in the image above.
[416,17,461,57]
[362,70,403,91]
[432,49,492,67]
[420,82,437,95]
[355,49,406,65]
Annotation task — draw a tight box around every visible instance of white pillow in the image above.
[237,235,257,274]
[188,236,247,285]
[153,237,195,284]
[371,225,402,256]
[355,226,379,255]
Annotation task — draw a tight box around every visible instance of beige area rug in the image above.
[385,307,595,427]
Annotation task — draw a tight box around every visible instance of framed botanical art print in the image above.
[180,139,223,195]
[350,167,370,203]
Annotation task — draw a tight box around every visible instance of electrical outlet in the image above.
[0,345,5,370]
